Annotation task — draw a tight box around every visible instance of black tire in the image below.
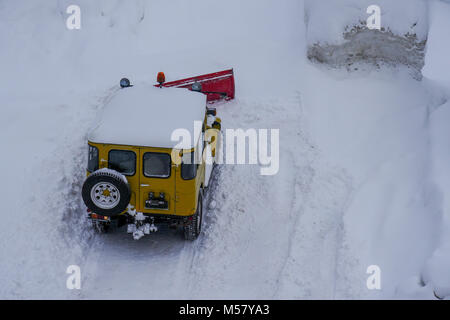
[184,193,203,241]
[82,169,131,217]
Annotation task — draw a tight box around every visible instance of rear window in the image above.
[143,153,171,178]
[108,150,136,176]
[87,145,99,172]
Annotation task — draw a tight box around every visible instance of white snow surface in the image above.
[1,0,450,300]
[305,0,428,46]
[88,85,206,148]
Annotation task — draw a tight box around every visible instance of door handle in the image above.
[140,184,150,187]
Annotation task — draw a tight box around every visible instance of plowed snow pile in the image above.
[1,0,450,299]
[306,0,428,79]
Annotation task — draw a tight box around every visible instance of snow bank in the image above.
[405,99,450,300]
[301,0,450,295]
[305,0,428,74]
[299,63,446,298]
[305,0,428,45]
[418,0,450,300]
[423,0,450,88]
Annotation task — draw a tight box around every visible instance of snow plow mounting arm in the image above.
[154,69,235,104]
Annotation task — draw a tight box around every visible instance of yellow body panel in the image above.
[87,140,208,217]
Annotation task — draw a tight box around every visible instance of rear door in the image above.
[138,148,176,214]
[102,145,140,211]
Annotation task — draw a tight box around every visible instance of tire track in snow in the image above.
[272,93,358,299]
[276,165,354,298]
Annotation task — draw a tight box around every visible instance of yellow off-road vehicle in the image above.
[81,70,234,240]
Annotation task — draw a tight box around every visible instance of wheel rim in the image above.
[90,181,120,209]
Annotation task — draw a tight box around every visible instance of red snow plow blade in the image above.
[154,69,235,104]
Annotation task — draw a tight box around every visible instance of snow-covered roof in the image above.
[88,85,206,149]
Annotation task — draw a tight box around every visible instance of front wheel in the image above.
[184,194,203,241]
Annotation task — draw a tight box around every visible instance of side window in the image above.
[143,153,171,178]
[87,145,99,172]
[181,151,197,180]
[108,150,136,176]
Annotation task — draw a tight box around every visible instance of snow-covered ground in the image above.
[1,0,450,299]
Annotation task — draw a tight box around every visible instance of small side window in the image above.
[87,145,99,172]
[108,150,136,176]
[143,153,171,178]
[181,151,197,180]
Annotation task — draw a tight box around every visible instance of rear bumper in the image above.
[88,211,193,224]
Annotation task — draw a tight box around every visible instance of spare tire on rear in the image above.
[82,168,131,216]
